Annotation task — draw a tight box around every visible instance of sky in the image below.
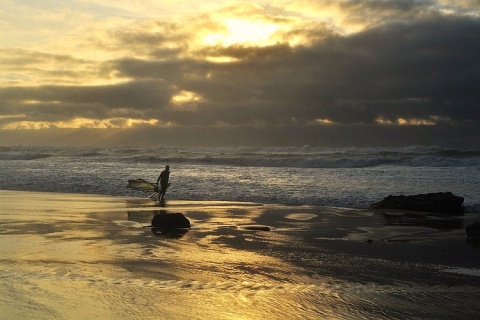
[1,0,479,147]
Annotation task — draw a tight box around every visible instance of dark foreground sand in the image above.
[1,190,480,319]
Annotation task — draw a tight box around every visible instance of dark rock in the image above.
[151,212,191,229]
[369,192,465,215]
[466,221,480,238]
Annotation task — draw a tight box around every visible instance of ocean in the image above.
[1,145,479,212]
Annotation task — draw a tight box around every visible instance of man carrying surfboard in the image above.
[156,165,170,201]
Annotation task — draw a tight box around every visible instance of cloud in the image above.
[0,80,175,126]
[0,1,479,146]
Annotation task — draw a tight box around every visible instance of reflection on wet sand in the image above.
[383,211,464,231]
[1,191,480,319]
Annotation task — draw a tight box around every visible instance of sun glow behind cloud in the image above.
[171,90,203,110]
[203,19,281,47]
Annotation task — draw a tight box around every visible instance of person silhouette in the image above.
[156,165,170,201]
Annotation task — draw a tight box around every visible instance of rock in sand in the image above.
[369,192,465,215]
[151,212,191,229]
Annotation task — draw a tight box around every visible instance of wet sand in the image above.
[1,190,480,319]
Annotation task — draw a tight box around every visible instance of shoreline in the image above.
[2,188,479,211]
[1,190,480,319]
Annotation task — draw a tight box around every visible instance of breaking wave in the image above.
[1,145,479,211]
[114,146,479,168]
[1,146,479,168]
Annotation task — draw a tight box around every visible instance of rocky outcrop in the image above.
[369,192,465,215]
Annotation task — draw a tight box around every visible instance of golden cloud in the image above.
[375,116,438,126]
[1,117,161,130]
[314,118,335,125]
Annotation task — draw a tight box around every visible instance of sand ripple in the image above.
[2,261,480,320]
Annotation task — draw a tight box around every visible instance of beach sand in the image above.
[1,190,480,319]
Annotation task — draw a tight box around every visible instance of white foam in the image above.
[442,267,480,277]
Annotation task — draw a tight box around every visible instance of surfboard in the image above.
[127,179,158,192]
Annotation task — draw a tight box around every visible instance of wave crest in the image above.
[0,153,52,160]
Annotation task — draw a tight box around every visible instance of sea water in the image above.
[1,145,479,211]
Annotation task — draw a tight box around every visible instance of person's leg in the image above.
[159,185,167,200]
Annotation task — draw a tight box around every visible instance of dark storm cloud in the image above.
[231,15,480,125]
[106,14,479,128]
[0,80,174,121]
[112,58,206,82]
[2,15,478,129]
[328,15,480,122]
